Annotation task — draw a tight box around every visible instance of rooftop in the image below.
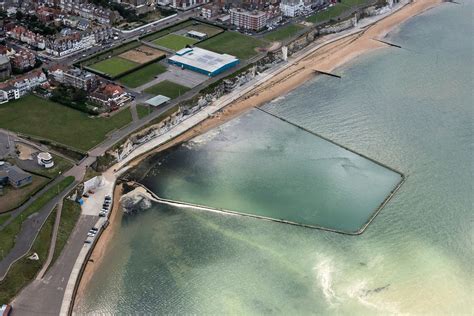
[145,95,171,107]
[169,47,238,74]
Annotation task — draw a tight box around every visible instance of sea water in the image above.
[75,2,473,314]
[139,108,403,234]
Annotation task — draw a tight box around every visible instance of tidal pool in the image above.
[141,108,403,234]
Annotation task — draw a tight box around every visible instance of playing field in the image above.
[0,95,133,151]
[144,80,190,99]
[153,34,199,51]
[118,45,166,64]
[119,63,167,88]
[89,57,139,77]
[180,24,224,37]
[197,31,267,60]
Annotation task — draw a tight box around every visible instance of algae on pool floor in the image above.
[141,108,403,234]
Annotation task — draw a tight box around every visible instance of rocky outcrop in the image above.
[120,186,155,214]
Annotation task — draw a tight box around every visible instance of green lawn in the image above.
[197,31,267,60]
[136,104,152,119]
[0,95,133,151]
[306,0,373,24]
[144,80,190,99]
[306,5,348,24]
[0,213,10,226]
[0,175,50,213]
[80,41,141,67]
[153,34,199,51]
[20,154,73,179]
[0,207,55,303]
[89,56,139,77]
[0,176,74,261]
[141,20,195,42]
[119,63,167,88]
[50,199,81,268]
[264,24,304,42]
[182,24,224,37]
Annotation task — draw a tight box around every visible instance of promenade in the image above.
[7,0,423,314]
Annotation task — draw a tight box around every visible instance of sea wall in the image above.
[109,0,399,166]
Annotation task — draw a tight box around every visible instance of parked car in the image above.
[99,212,106,217]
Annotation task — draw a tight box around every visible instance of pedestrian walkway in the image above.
[36,201,63,280]
[0,181,75,281]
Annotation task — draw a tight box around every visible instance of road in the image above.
[0,180,77,281]
[1,0,405,311]
[11,215,97,316]
[42,10,198,68]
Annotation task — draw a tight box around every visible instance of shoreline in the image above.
[121,0,442,171]
[73,183,124,305]
[73,0,442,310]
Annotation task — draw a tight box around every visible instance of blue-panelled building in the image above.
[168,47,239,77]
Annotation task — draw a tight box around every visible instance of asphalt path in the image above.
[11,215,97,316]
[0,180,77,281]
[1,8,257,311]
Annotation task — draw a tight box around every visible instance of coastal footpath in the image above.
[5,1,443,315]
[70,0,443,313]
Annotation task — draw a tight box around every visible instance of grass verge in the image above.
[136,104,152,119]
[144,80,190,99]
[119,63,167,88]
[0,95,133,151]
[0,208,56,303]
[50,199,81,268]
[19,154,73,179]
[88,57,139,77]
[306,0,374,24]
[0,175,50,213]
[152,34,199,51]
[197,31,267,60]
[0,214,11,226]
[0,176,74,261]
[264,24,304,42]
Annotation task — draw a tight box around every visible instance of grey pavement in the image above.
[0,131,15,158]
[0,176,68,231]
[130,103,139,122]
[0,7,253,312]
[0,180,77,281]
[36,201,63,280]
[11,215,97,316]
[134,63,209,93]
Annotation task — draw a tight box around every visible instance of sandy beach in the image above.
[74,0,441,308]
[124,0,442,168]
